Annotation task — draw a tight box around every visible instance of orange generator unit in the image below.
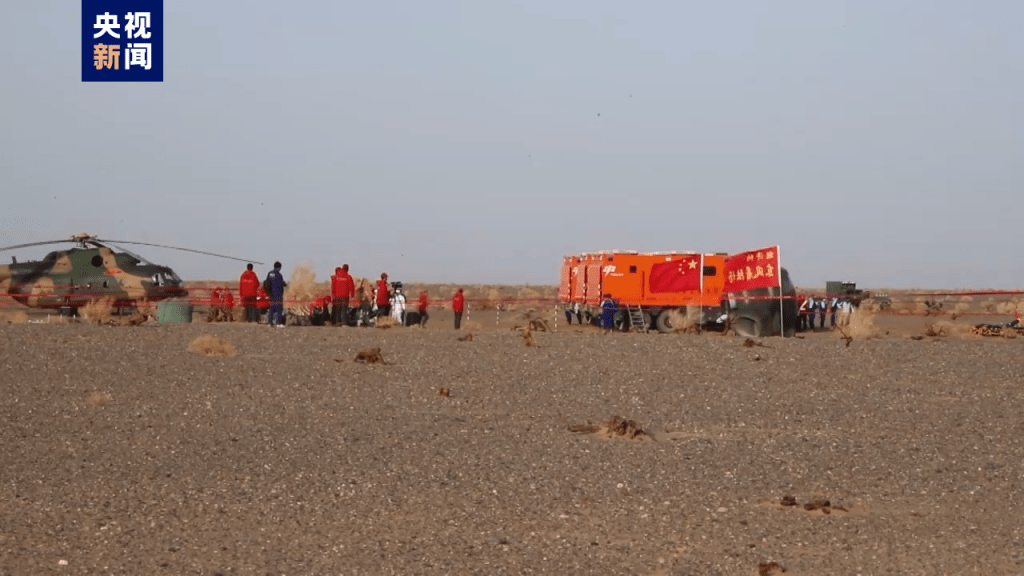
[558,250,727,332]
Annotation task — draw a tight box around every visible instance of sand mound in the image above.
[355,348,385,364]
[87,391,112,407]
[188,335,237,357]
[0,310,28,324]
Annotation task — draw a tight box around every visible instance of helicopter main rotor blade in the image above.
[97,240,264,265]
[0,239,79,252]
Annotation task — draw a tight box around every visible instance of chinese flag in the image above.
[649,257,702,293]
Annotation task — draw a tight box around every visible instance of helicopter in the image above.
[0,233,261,313]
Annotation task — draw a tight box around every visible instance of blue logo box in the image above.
[82,0,163,82]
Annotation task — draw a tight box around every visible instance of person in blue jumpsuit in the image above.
[265,261,288,327]
[601,294,617,330]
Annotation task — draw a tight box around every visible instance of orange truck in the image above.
[559,251,728,332]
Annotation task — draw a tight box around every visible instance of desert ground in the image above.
[2,287,1024,575]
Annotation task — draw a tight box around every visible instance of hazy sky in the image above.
[1,1,1021,288]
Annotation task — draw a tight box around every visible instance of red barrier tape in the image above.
[3,284,1023,318]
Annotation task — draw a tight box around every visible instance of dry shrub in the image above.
[0,310,28,324]
[859,298,883,313]
[484,287,503,310]
[528,318,550,332]
[81,298,113,325]
[845,309,880,339]
[600,416,648,439]
[188,335,237,357]
[996,300,1023,315]
[569,416,648,439]
[355,348,385,364]
[87,391,112,407]
[523,328,537,347]
[758,562,787,576]
[925,320,978,339]
[135,301,158,321]
[116,312,148,327]
[284,263,318,315]
[457,333,473,342]
[517,286,542,301]
[438,387,450,397]
[375,315,395,329]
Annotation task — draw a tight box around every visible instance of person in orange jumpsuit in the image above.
[239,263,261,322]
[330,264,356,326]
[452,288,465,329]
[375,273,391,318]
[418,290,429,327]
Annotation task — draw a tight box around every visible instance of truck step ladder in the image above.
[628,306,648,333]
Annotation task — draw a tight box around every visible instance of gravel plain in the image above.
[2,320,1023,575]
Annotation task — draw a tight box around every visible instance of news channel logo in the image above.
[82,0,163,82]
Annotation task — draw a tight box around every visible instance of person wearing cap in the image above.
[375,273,392,318]
[601,294,617,331]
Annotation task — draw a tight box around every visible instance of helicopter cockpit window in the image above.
[152,274,161,286]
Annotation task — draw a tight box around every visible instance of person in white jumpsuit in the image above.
[391,287,407,325]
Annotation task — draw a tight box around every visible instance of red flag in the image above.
[724,246,781,293]
[649,256,702,293]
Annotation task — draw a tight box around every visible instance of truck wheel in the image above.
[655,311,674,333]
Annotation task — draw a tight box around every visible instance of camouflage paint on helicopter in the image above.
[0,234,259,311]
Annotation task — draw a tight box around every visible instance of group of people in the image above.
[236,263,468,329]
[238,262,287,326]
[797,294,856,331]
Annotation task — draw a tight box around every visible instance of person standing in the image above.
[331,264,355,326]
[391,283,407,325]
[418,290,430,327]
[829,296,839,328]
[265,261,287,327]
[452,288,465,329]
[797,294,809,332]
[817,296,828,329]
[239,263,260,322]
[601,294,617,331]
[375,273,391,318]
